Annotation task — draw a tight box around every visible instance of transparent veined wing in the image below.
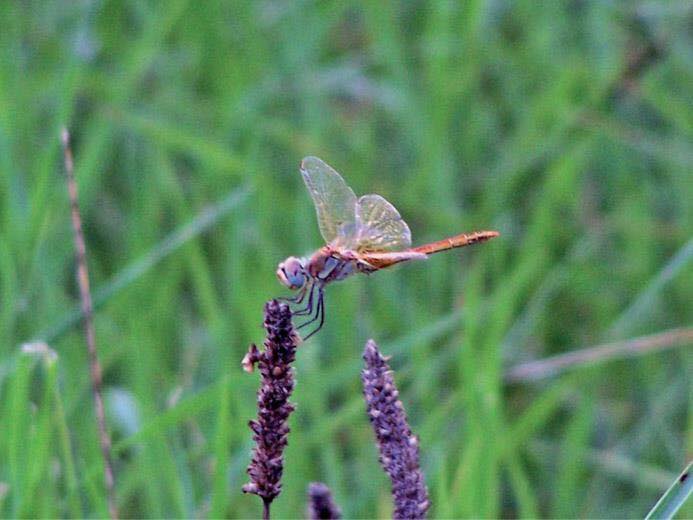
[300,156,358,244]
[353,194,412,252]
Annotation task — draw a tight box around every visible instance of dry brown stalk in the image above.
[61,128,118,519]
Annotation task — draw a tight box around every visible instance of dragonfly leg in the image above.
[296,287,324,329]
[291,283,316,316]
[294,285,308,304]
[301,291,325,340]
[277,284,308,304]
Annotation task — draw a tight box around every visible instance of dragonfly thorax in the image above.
[305,248,367,283]
[276,256,308,290]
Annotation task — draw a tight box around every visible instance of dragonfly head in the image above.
[276,256,307,290]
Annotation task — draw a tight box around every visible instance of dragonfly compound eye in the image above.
[277,257,306,290]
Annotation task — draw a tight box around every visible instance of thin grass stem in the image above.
[505,327,693,382]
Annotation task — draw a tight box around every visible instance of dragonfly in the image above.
[277,156,499,340]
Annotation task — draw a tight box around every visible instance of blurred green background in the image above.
[0,1,691,518]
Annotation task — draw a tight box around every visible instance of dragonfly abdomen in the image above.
[412,230,500,255]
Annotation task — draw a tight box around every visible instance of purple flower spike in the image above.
[307,482,342,519]
[242,300,300,519]
[361,339,430,519]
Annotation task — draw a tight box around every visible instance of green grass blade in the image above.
[39,185,250,342]
[645,461,693,520]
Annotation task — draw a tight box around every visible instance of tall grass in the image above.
[0,1,691,518]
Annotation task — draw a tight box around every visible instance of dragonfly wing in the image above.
[354,194,412,251]
[300,156,358,244]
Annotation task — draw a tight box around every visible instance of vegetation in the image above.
[0,1,691,518]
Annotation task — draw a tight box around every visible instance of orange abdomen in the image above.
[412,230,499,255]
